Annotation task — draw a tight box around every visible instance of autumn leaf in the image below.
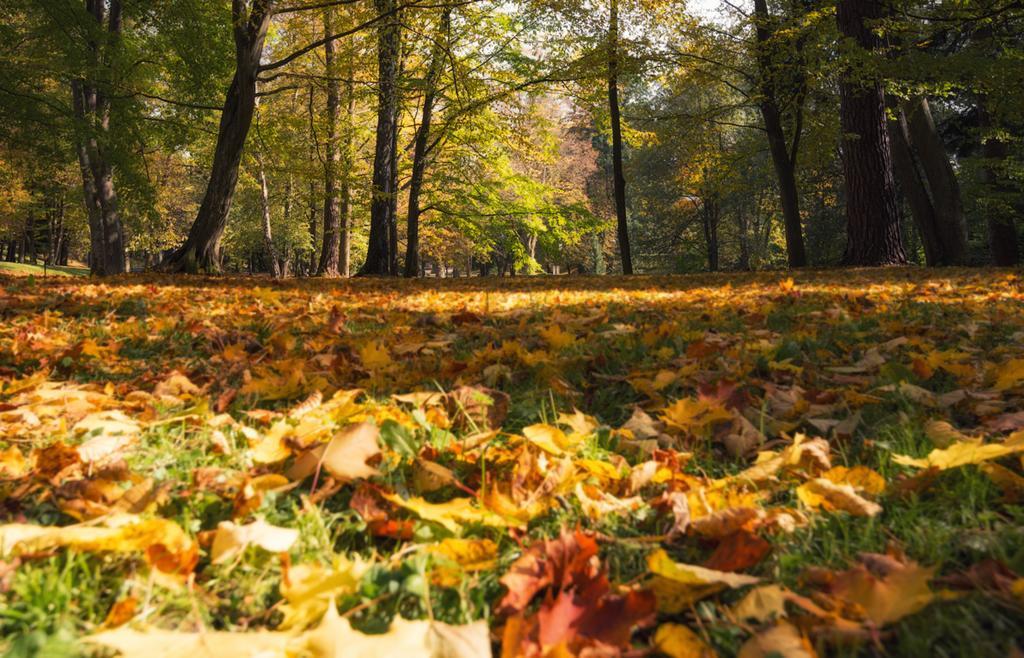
[382,493,512,533]
[813,553,937,627]
[646,549,759,613]
[653,623,715,658]
[209,519,299,563]
[893,431,1024,470]
[737,622,817,658]
[278,556,369,630]
[0,514,197,574]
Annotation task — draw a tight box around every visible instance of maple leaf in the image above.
[278,556,369,629]
[811,553,937,627]
[498,530,655,656]
[382,493,512,533]
[661,398,733,435]
[893,431,1024,470]
[0,514,197,575]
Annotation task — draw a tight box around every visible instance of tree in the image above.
[836,0,906,266]
[608,0,634,274]
[404,5,451,278]
[73,0,127,275]
[360,0,402,275]
[318,7,343,277]
[164,0,274,273]
[751,0,807,268]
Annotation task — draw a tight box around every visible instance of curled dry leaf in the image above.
[737,621,817,658]
[209,518,299,563]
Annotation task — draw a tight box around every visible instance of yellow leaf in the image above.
[893,432,1024,470]
[661,398,733,434]
[279,557,369,630]
[653,623,715,658]
[522,423,581,455]
[359,342,393,372]
[294,601,491,658]
[210,519,299,564]
[994,358,1024,390]
[796,478,882,517]
[732,585,789,623]
[538,324,576,350]
[647,549,759,613]
[288,422,381,482]
[382,493,510,534]
[0,515,195,574]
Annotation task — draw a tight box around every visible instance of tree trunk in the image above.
[340,49,354,277]
[702,194,720,272]
[318,7,342,277]
[404,6,450,278]
[753,0,807,268]
[903,97,967,264]
[165,0,274,273]
[256,149,281,278]
[360,0,402,276]
[889,107,944,266]
[836,0,907,266]
[608,0,633,275]
[72,0,127,276]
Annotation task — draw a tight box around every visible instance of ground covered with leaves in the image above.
[1,269,1024,658]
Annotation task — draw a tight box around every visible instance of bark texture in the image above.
[837,0,907,266]
[360,0,402,275]
[73,0,126,276]
[165,0,274,273]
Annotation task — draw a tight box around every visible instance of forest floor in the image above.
[1,269,1023,658]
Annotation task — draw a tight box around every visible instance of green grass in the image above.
[0,262,89,277]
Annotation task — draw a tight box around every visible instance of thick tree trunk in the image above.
[753,0,807,269]
[165,0,274,273]
[608,0,633,275]
[404,7,450,278]
[836,0,907,266]
[72,0,126,276]
[318,8,342,277]
[360,0,402,276]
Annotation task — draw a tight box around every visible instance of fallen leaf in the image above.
[210,519,299,563]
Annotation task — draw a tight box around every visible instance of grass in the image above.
[0,262,89,277]
[0,269,1023,657]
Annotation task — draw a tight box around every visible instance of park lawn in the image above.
[1,269,1023,658]
[0,262,89,278]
